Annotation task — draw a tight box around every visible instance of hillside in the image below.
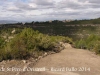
[0,18,100,40]
[0,43,100,75]
[0,19,100,75]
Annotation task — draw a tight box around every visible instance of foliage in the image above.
[93,41,100,54]
[50,36,73,44]
[75,34,100,54]
[75,39,86,49]
[0,37,5,48]
[0,28,73,61]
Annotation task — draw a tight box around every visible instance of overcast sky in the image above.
[0,0,100,22]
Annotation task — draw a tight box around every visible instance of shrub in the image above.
[93,41,100,54]
[0,28,73,60]
[75,34,100,54]
[6,28,41,59]
[0,37,5,48]
[50,36,73,44]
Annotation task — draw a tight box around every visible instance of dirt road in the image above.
[0,43,100,75]
[21,43,100,75]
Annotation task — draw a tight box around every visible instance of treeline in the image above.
[0,18,100,40]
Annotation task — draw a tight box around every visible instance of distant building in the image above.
[62,19,73,23]
[49,20,52,23]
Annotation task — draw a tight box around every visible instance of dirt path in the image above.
[25,43,100,75]
[0,43,100,75]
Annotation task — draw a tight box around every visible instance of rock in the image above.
[11,28,16,34]
[49,51,56,55]
[43,52,48,57]
[38,56,43,60]
[22,60,27,64]
[35,59,38,62]
[2,60,6,64]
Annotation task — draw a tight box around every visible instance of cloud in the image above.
[31,0,54,6]
[87,0,100,3]
[15,0,55,10]
[57,0,91,9]
[0,0,100,21]
[15,1,37,10]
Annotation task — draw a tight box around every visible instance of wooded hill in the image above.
[0,18,100,40]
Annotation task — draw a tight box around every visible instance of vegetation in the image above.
[0,18,100,61]
[1,18,100,39]
[0,28,73,61]
[75,34,100,54]
[0,37,5,48]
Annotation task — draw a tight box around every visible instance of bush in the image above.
[50,36,73,44]
[75,34,100,54]
[93,41,100,54]
[0,28,73,61]
[75,39,86,49]
[0,37,5,48]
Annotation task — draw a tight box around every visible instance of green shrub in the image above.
[6,28,41,59]
[93,41,100,54]
[75,39,86,49]
[0,28,73,60]
[50,36,73,44]
[0,37,5,48]
[75,34,100,54]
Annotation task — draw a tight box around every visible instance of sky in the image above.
[0,0,100,22]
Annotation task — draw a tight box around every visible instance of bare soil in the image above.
[0,43,100,75]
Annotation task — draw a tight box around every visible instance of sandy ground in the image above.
[0,43,100,75]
